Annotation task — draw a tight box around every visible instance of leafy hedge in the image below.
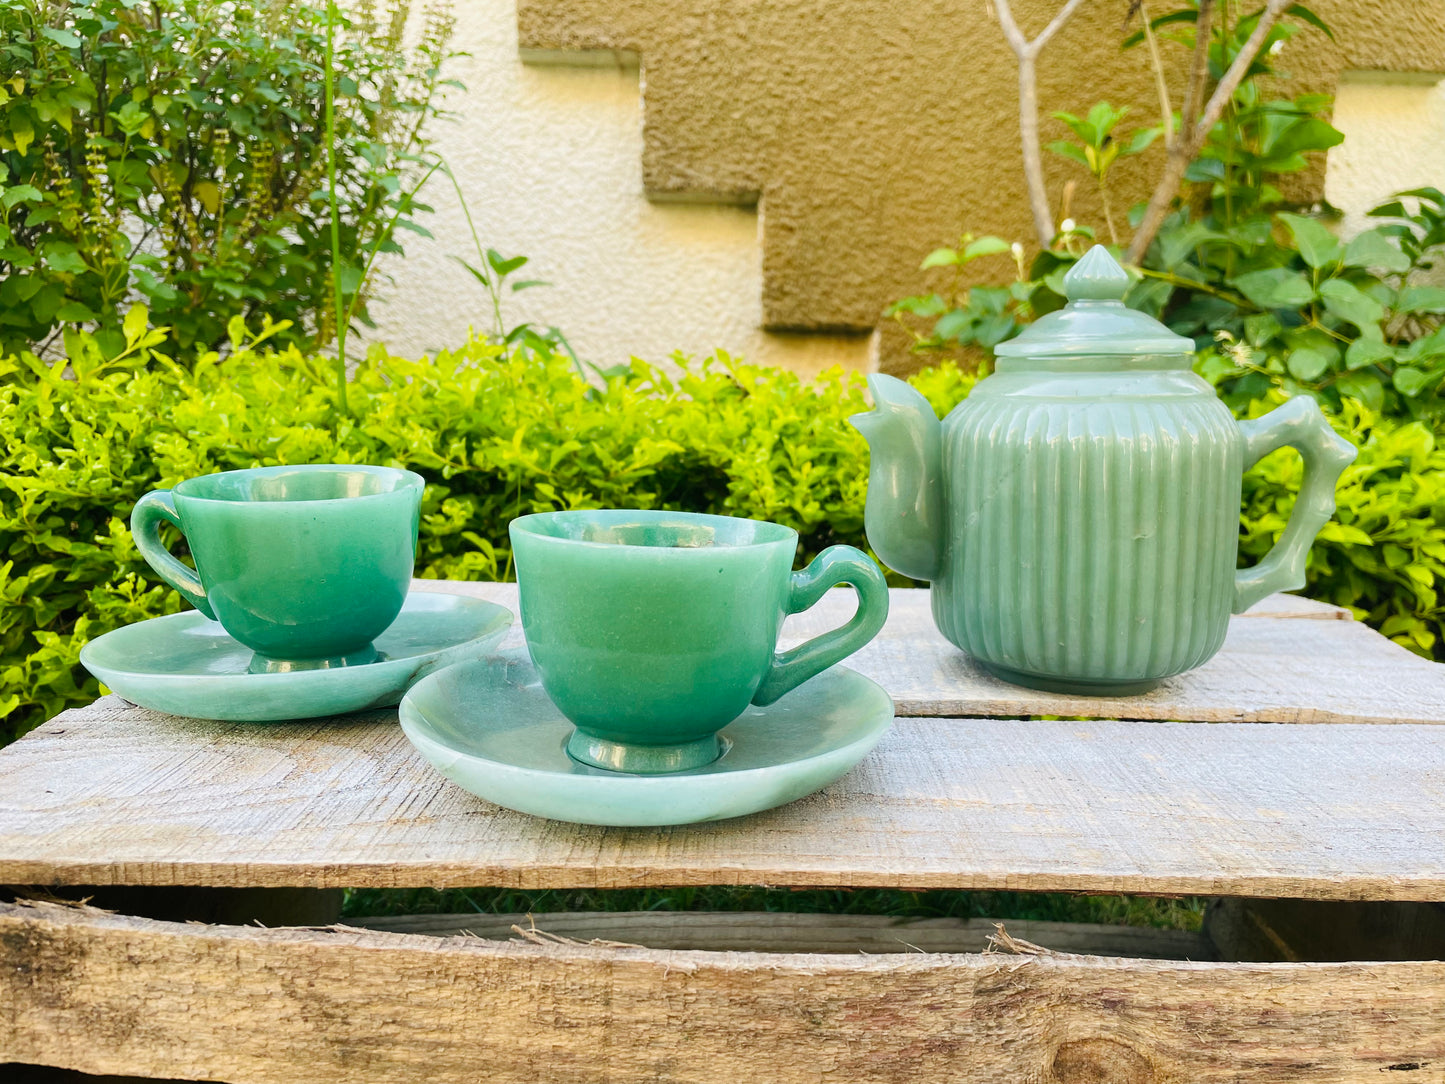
[1239,393,1445,657]
[0,317,923,742]
[0,0,457,355]
[2,317,1440,745]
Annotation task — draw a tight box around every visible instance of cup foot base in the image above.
[247,644,382,675]
[981,661,1161,698]
[566,730,726,774]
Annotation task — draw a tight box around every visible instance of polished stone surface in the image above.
[399,647,894,826]
[131,464,423,666]
[79,591,511,722]
[510,509,888,773]
[852,246,1357,693]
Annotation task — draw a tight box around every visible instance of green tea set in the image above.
[81,247,1356,826]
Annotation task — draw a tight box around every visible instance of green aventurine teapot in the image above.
[852,245,1357,694]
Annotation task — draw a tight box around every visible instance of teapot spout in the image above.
[849,374,944,582]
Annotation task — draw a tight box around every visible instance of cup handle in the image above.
[752,545,890,706]
[1232,396,1357,614]
[131,489,215,619]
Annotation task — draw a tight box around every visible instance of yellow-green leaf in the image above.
[122,304,149,346]
[193,181,221,215]
[10,113,34,157]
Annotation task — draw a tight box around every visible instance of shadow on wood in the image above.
[1,1065,206,1084]
[3,886,343,928]
[351,909,1216,959]
[1206,898,1445,962]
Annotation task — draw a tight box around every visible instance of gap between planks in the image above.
[350,909,1215,959]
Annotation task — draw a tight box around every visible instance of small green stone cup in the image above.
[131,464,423,673]
[509,509,890,774]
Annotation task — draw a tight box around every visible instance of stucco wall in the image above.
[364,0,870,375]
[370,0,1445,374]
[1327,73,1445,238]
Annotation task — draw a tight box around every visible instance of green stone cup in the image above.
[131,465,423,673]
[509,509,890,774]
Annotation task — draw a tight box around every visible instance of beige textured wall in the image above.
[364,0,870,375]
[519,0,1445,338]
[371,0,1445,374]
[1328,72,1445,237]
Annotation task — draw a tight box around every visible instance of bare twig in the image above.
[510,916,644,951]
[984,921,1088,959]
[1179,0,1216,134]
[992,0,1093,247]
[1127,0,1290,263]
[987,922,1052,956]
[1135,0,1174,148]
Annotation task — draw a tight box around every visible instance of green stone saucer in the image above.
[80,592,512,722]
[398,649,895,826]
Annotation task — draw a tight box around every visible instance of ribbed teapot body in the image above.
[932,364,1243,690]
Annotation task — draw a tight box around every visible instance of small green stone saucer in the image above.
[80,592,512,722]
[398,649,895,827]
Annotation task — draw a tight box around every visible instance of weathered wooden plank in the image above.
[415,581,1445,725]
[3,900,1443,1084]
[4,708,1444,899]
[352,909,1215,959]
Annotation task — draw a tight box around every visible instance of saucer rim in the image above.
[79,592,512,687]
[398,656,894,825]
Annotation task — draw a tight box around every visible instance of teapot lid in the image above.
[993,245,1194,361]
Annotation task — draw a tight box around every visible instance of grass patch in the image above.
[342,886,1204,931]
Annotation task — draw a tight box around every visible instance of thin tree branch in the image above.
[991,0,1029,54]
[1127,0,1290,263]
[1188,0,1286,146]
[1016,56,1053,246]
[1030,0,1091,57]
[1179,0,1215,134]
[991,0,1093,246]
[1136,0,1173,148]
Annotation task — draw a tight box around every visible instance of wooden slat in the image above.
[3,900,1442,1084]
[414,581,1445,725]
[4,706,1445,899]
[352,909,1214,959]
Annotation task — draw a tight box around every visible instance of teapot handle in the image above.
[1232,397,1356,614]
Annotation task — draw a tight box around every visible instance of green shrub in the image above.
[890,2,1445,423]
[0,315,936,743]
[3,318,1439,747]
[1240,393,1445,658]
[0,0,457,357]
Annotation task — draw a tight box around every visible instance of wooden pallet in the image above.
[2,584,1444,1083]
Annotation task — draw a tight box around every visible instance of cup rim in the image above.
[173,464,425,505]
[509,509,798,551]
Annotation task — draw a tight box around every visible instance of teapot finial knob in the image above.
[1063,245,1131,302]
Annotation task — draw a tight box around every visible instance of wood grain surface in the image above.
[3,900,1442,1084]
[416,581,1445,725]
[352,909,1215,959]
[2,584,1441,896]
[4,703,1444,898]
